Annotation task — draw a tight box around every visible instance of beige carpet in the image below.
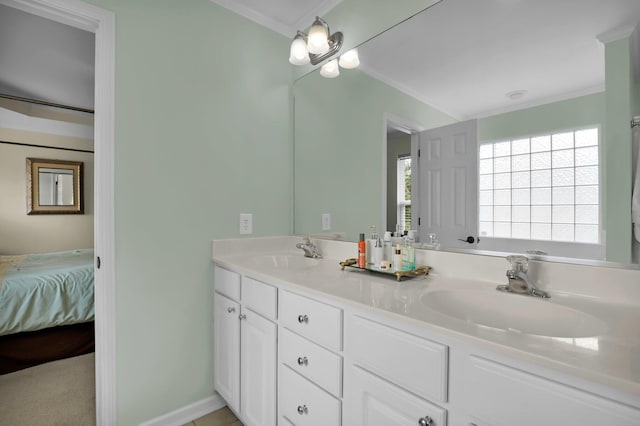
[0,353,95,426]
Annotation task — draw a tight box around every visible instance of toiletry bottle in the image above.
[373,237,384,267]
[393,244,402,271]
[402,236,415,270]
[358,233,366,268]
[383,231,392,261]
[366,226,377,266]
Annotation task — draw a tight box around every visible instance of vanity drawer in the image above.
[214,266,240,301]
[349,315,448,403]
[280,291,342,351]
[345,365,447,426]
[242,276,277,320]
[465,355,640,426]
[280,365,341,426]
[281,328,342,397]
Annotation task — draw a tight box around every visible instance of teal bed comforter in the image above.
[0,249,94,336]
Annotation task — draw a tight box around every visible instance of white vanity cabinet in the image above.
[213,252,640,426]
[344,314,448,426]
[278,290,344,426]
[213,266,278,426]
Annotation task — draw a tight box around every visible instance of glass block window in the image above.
[397,156,412,231]
[479,127,599,243]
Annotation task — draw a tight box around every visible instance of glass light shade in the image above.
[307,19,330,55]
[289,36,310,65]
[320,59,340,78]
[339,48,360,69]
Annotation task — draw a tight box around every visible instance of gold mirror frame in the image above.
[26,158,84,215]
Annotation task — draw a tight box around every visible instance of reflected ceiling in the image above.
[358,0,640,120]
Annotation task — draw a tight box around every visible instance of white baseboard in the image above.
[139,393,226,426]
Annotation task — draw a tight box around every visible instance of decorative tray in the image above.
[339,258,432,281]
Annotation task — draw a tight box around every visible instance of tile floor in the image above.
[183,407,242,426]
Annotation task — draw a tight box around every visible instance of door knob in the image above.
[418,416,433,426]
[227,307,235,313]
[458,236,475,244]
[297,314,309,323]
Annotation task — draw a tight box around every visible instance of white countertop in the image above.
[212,236,640,403]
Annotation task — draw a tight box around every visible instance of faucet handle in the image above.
[506,255,528,272]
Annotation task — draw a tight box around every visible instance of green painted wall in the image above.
[294,69,455,240]
[479,93,605,142]
[86,0,291,423]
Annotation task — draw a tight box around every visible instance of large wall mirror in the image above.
[294,0,640,266]
[27,158,84,214]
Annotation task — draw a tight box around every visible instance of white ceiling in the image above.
[357,0,640,120]
[0,4,94,110]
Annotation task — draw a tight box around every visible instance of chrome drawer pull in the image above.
[418,416,433,426]
[227,307,235,313]
[297,405,308,415]
[297,314,309,323]
[297,356,308,366]
[239,314,246,320]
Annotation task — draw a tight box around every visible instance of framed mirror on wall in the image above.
[26,158,84,214]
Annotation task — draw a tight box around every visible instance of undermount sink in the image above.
[249,254,320,270]
[421,290,607,338]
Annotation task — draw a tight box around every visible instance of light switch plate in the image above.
[239,213,252,234]
[322,213,331,231]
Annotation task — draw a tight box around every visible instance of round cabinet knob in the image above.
[297,314,309,324]
[238,314,246,320]
[418,416,433,426]
[297,356,308,366]
[227,307,235,313]
[297,405,308,415]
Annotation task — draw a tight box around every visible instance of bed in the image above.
[0,249,95,374]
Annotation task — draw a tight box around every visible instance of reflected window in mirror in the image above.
[397,155,412,231]
[27,158,84,215]
[478,127,600,246]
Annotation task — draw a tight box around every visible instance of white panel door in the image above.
[345,365,446,426]
[241,308,277,426]
[417,119,478,249]
[214,292,241,412]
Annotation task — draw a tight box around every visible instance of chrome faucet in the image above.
[496,255,550,299]
[296,236,322,259]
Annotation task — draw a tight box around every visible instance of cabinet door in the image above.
[241,308,277,426]
[345,365,446,426]
[214,293,240,412]
[465,355,640,426]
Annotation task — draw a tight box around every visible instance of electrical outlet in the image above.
[239,213,252,235]
[322,213,331,231]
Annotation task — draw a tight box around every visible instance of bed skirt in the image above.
[0,322,95,375]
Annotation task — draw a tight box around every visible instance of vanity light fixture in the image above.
[288,16,344,66]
